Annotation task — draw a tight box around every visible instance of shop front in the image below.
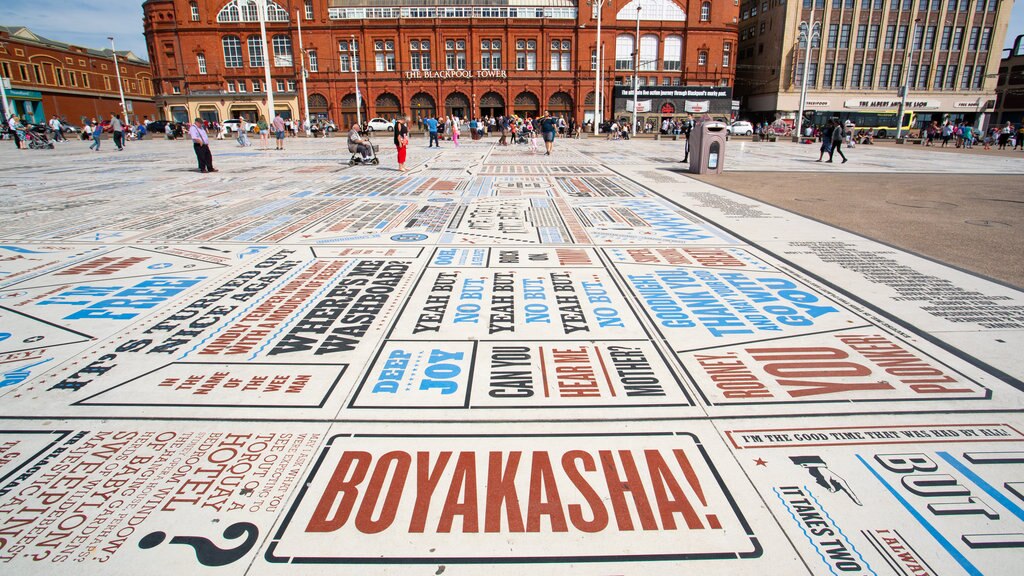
[6,89,44,124]
[614,86,733,128]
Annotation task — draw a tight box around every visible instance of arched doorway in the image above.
[375,92,401,120]
[445,92,470,120]
[409,92,436,130]
[308,93,329,121]
[340,93,367,129]
[479,91,505,120]
[548,91,573,121]
[513,91,540,119]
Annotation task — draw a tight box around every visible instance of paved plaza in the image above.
[0,134,1022,575]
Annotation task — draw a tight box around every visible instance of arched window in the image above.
[639,35,658,71]
[697,50,708,66]
[217,0,289,23]
[664,35,682,70]
[615,0,686,22]
[222,36,243,68]
[700,1,711,22]
[272,35,293,67]
[190,1,199,21]
[615,34,634,70]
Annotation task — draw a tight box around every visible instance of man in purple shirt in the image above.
[188,117,217,173]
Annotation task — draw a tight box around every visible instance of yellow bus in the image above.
[807,111,918,138]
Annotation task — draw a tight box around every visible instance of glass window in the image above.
[835,63,846,87]
[924,26,935,50]
[945,64,957,88]
[941,26,951,50]
[913,25,924,50]
[961,65,972,88]
[897,25,907,50]
[885,25,895,49]
[190,1,199,21]
[828,24,839,48]
[980,27,991,50]
[308,49,318,72]
[879,63,890,88]
[918,64,929,88]
[852,63,862,87]
[856,24,867,49]
[952,27,964,50]
[248,37,264,67]
[868,24,879,49]
[197,53,207,74]
[305,0,313,20]
[968,27,979,50]
[663,35,682,70]
[972,65,984,89]
[700,2,711,21]
[698,50,708,66]
[222,36,243,68]
[840,24,851,49]
[864,63,874,87]
[272,35,293,67]
[639,35,658,71]
[823,63,834,87]
[615,34,634,70]
[933,64,944,88]
[723,42,731,68]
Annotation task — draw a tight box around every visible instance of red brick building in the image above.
[0,26,157,126]
[144,0,737,128]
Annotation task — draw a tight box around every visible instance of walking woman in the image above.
[450,116,460,147]
[257,116,269,149]
[815,120,832,162]
[394,117,410,172]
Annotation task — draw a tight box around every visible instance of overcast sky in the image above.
[2,0,1023,60]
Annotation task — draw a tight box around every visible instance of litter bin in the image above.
[688,119,728,175]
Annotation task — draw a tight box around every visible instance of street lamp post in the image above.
[631,4,641,135]
[255,0,275,122]
[591,0,607,135]
[351,35,362,127]
[896,18,922,141]
[794,8,820,142]
[108,37,129,124]
[0,41,10,120]
[297,9,310,135]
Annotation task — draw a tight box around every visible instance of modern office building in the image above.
[993,33,1024,125]
[735,0,1013,134]
[143,0,738,129]
[0,26,157,125]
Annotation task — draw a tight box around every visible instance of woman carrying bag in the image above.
[394,117,410,172]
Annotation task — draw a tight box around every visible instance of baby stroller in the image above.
[25,125,55,150]
[347,132,380,165]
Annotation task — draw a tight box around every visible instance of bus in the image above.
[805,111,918,138]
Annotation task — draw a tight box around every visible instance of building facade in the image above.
[0,26,156,126]
[735,0,1013,133]
[143,0,738,129]
[993,34,1024,125]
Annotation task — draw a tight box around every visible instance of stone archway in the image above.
[340,93,367,128]
[478,91,505,119]
[375,92,401,120]
[308,93,329,120]
[548,91,573,120]
[513,91,540,119]
[444,92,471,120]
[409,92,436,128]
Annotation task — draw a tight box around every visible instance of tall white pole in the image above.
[108,37,129,124]
[794,8,817,141]
[258,0,275,122]
[0,73,11,123]
[297,9,310,134]
[632,5,640,135]
[896,19,920,140]
[593,0,602,135]
[351,35,362,126]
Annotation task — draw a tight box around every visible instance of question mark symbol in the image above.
[138,522,259,567]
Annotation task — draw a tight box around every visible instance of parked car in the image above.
[62,124,82,134]
[727,121,754,136]
[146,120,184,138]
[222,118,256,133]
[366,117,395,132]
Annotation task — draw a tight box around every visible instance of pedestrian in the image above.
[1015,124,1024,150]
[89,120,102,151]
[998,122,1012,150]
[498,115,509,146]
[815,120,834,162]
[165,122,175,140]
[218,121,228,140]
[110,113,125,151]
[237,118,252,147]
[540,110,556,155]
[424,115,439,147]
[48,115,65,142]
[828,118,847,163]
[8,114,24,150]
[272,113,286,150]
[188,117,217,173]
[394,117,410,172]
[940,122,952,147]
[256,116,268,148]
[450,117,460,147]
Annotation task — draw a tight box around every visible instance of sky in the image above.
[1,0,1023,60]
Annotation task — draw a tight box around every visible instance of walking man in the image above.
[540,110,557,155]
[110,114,125,151]
[48,115,65,142]
[272,113,286,150]
[827,118,847,163]
[424,115,439,147]
[189,117,217,173]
